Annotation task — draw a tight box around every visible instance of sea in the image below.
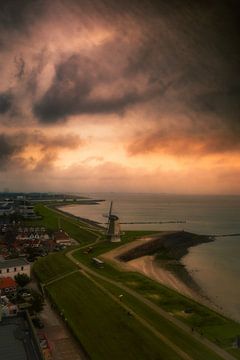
[59,193,240,322]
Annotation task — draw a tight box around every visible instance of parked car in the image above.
[18,288,31,295]
[21,292,31,299]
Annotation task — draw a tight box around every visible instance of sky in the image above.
[0,0,240,194]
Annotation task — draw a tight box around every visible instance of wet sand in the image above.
[128,255,197,299]
[102,234,211,305]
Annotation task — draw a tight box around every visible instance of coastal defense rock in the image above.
[117,231,213,262]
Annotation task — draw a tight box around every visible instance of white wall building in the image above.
[0,259,30,279]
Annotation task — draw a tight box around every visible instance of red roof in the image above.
[54,230,70,240]
[0,277,17,289]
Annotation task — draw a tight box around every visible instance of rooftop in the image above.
[0,258,29,269]
[54,230,69,240]
[0,314,42,360]
[0,277,16,289]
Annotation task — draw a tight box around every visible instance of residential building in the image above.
[0,258,30,279]
[0,312,42,359]
[0,277,17,295]
[54,230,72,246]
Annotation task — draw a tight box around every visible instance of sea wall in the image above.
[117,231,213,262]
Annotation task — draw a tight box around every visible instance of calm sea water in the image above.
[60,193,240,321]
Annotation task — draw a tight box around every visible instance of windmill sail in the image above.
[106,201,121,242]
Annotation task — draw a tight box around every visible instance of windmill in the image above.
[104,201,121,242]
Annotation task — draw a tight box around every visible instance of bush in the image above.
[15,273,31,287]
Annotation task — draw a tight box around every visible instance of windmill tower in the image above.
[106,201,121,242]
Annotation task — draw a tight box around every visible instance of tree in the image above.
[14,273,30,287]
[30,289,44,313]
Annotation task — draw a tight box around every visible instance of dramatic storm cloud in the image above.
[0,131,83,170]
[0,0,239,193]
[33,53,151,122]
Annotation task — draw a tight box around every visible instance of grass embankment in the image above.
[34,252,223,360]
[92,276,223,360]
[33,224,240,359]
[73,240,240,359]
[33,253,77,283]
[46,272,182,360]
[25,203,99,243]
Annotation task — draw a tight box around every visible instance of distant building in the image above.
[0,202,14,216]
[53,230,72,246]
[18,204,36,219]
[0,258,30,279]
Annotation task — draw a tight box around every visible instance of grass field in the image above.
[32,207,240,359]
[46,272,182,360]
[34,255,224,360]
[33,252,77,283]
[92,276,223,360]
[25,204,99,243]
[73,240,240,358]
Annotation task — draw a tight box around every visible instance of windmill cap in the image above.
[109,215,119,220]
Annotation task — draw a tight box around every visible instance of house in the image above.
[53,230,72,246]
[0,277,17,295]
[0,296,18,317]
[0,258,30,279]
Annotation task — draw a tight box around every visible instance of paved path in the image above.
[83,269,193,360]
[66,248,237,360]
[44,270,79,287]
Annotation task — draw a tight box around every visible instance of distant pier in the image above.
[103,220,186,225]
[213,233,240,237]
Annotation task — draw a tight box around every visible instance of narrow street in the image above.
[40,297,88,360]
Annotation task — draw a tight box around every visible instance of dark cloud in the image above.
[127,117,240,157]
[0,133,25,169]
[190,88,240,124]
[0,131,83,170]
[29,131,82,150]
[33,53,158,123]
[0,0,240,162]
[0,92,12,114]
[30,0,240,128]
[0,0,44,31]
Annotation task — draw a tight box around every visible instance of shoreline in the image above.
[53,204,105,230]
[45,203,240,322]
[102,231,217,309]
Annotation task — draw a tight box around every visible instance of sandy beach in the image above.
[102,234,210,304]
[127,255,197,298]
